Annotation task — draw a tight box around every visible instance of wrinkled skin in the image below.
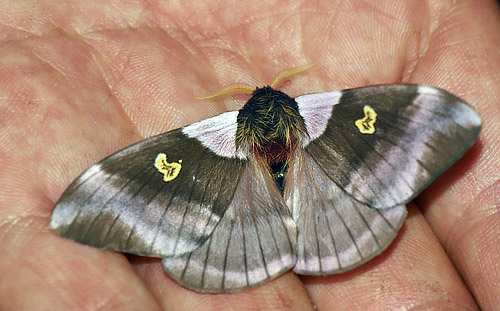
[1,1,499,310]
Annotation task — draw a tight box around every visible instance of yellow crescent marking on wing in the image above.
[355,105,377,134]
[154,153,182,182]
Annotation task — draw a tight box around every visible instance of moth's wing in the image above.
[50,111,246,258]
[285,150,406,274]
[162,157,297,293]
[296,85,482,208]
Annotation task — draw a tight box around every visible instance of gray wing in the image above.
[296,85,482,208]
[51,112,246,258]
[285,150,406,275]
[162,157,297,293]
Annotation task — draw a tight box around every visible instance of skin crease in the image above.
[0,0,499,310]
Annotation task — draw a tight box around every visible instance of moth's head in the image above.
[235,86,307,163]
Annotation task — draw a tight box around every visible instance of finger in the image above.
[413,1,500,310]
[133,259,314,311]
[302,206,478,310]
[0,37,161,309]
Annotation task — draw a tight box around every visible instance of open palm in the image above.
[1,1,499,310]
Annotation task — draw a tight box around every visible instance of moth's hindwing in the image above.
[297,84,482,209]
[163,157,297,293]
[50,111,246,258]
[285,150,406,274]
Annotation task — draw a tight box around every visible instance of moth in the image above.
[50,67,482,293]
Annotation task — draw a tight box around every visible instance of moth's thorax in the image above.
[235,86,307,163]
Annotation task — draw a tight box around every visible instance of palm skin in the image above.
[1,0,499,310]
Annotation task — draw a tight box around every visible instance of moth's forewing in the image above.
[297,85,482,209]
[51,113,246,258]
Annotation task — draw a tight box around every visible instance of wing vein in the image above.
[357,134,416,194]
[338,122,399,204]
[351,199,381,247]
[309,142,373,203]
[149,178,182,254]
[173,149,206,254]
[378,121,436,176]
[249,203,270,278]
[332,196,364,260]
[180,250,194,280]
[122,172,159,248]
[376,209,397,231]
[241,211,249,287]
[200,235,215,288]
[221,220,235,290]
[81,168,147,241]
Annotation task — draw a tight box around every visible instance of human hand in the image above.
[1,1,499,310]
